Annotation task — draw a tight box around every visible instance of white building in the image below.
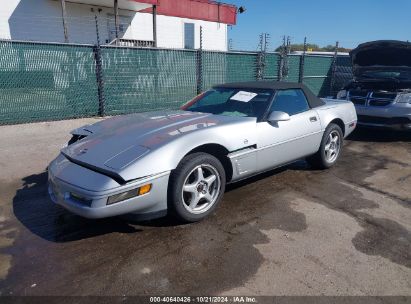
[0,0,237,51]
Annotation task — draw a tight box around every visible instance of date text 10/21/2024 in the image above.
[149,296,258,303]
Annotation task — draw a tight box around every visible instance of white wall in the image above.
[0,0,228,51]
[155,14,228,51]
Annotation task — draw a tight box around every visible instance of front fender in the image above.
[119,121,257,181]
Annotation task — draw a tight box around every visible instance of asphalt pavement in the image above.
[0,118,410,296]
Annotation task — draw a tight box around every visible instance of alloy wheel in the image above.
[181,164,221,214]
[324,130,341,163]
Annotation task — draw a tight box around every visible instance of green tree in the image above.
[275,43,320,52]
[275,43,352,53]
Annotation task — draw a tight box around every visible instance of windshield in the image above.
[182,87,274,120]
[359,69,411,81]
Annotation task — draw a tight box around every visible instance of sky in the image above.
[226,0,411,51]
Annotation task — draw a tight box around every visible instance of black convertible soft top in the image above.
[214,81,325,108]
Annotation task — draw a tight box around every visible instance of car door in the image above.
[256,89,322,171]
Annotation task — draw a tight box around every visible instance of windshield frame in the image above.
[181,87,276,122]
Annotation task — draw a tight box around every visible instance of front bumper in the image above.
[48,154,170,219]
[355,103,411,130]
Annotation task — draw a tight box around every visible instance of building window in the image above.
[184,23,195,49]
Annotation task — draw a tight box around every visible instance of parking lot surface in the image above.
[0,118,410,296]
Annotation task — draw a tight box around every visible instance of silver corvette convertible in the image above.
[48,81,357,222]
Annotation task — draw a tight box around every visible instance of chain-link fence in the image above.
[0,39,353,125]
[0,40,99,124]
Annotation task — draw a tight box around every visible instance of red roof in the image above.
[141,0,237,25]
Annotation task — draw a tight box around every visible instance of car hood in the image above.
[62,110,255,180]
[350,40,411,79]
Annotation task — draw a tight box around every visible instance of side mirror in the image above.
[267,111,290,123]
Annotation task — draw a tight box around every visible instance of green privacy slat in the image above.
[0,41,98,124]
[301,56,332,96]
[303,77,332,97]
[264,53,280,80]
[202,51,258,89]
[304,56,334,76]
[285,55,301,82]
[0,41,352,125]
[101,47,197,115]
[225,52,257,83]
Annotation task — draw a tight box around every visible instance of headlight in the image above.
[336,90,347,100]
[107,184,152,205]
[395,93,411,104]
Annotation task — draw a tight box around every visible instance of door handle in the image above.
[309,116,317,122]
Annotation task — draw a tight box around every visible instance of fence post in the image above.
[277,36,286,81]
[256,34,263,80]
[93,13,105,116]
[228,38,233,51]
[330,41,339,97]
[282,36,290,80]
[196,26,203,94]
[277,55,284,81]
[256,33,269,80]
[298,37,307,83]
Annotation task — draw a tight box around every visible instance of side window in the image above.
[184,23,195,49]
[270,89,310,116]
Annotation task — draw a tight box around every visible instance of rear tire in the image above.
[307,123,343,169]
[168,152,226,222]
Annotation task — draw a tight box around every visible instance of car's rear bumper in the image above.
[355,104,411,130]
[48,154,170,219]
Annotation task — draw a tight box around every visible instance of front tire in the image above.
[307,123,343,169]
[168,152,226,222]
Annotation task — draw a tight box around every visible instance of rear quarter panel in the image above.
[316,99,357,137]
